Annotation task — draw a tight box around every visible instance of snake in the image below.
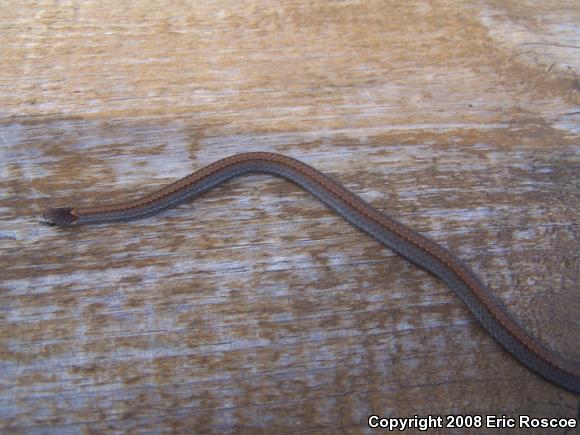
[40,151,580,394]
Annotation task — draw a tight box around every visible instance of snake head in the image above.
[40,208,78,227]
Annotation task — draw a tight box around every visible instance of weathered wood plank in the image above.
[1,0,579,432]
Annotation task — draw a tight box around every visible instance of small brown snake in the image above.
[41,152,580,394]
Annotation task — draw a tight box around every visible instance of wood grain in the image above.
[1,0,579,433]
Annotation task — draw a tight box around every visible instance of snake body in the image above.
[41,152,580,394]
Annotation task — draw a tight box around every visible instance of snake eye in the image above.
[39,211,57,226]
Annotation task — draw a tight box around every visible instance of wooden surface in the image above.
[1,1,579,433]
